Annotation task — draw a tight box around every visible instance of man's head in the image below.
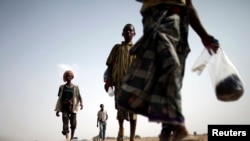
[122,23,136,42]
[100,104,104,109]
[63,70,74,82]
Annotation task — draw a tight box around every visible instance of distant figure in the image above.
[55,70,83,141]
[97,104,108,141]
[104,23,137,141]
[117,0,219,141]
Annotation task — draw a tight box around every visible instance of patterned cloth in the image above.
[55,84,82,113]
[118,3,190,125]
[106,41,136,84]
[106,41,137,120]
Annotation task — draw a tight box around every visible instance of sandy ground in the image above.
[94,134,208,141]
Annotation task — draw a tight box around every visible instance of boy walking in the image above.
[105,24,137,141]
[97,104,108,141]
[55,70,83,141]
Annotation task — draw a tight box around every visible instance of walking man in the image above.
[97,104,108,141]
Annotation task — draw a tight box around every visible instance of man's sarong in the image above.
[118,3,190,125]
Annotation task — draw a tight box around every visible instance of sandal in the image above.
[117,128,124,141]
[172,125,189,141]
[159,124,173,141]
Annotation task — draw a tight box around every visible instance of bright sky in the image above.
[0,0,249,141]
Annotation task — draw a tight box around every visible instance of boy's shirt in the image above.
[106,41,135,84]
[97,110,108,122]
[61,85,74,101]
[55,84,82,113]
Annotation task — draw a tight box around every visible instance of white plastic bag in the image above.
[108,86,114,97]
[207,48,244,101]
[192,48,213,75]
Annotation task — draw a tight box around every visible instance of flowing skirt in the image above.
[118,3,190,125]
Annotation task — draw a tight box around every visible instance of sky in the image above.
[0,0,249,141]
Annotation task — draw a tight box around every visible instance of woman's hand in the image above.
[201,35,219,54]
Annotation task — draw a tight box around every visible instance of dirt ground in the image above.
[102,134,208,141]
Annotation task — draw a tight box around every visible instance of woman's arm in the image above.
[187,0,219,53]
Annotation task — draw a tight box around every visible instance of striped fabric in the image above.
[106,41,137,120]
[118,3,190,125]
